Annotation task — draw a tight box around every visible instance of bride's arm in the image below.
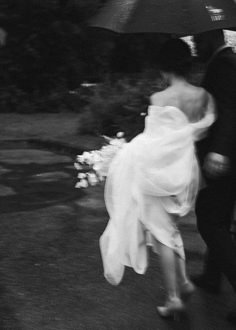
[205,92,216,117]
[191,92,216,141]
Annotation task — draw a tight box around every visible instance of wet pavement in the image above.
[0,140,236,330]
[0,140,83,213]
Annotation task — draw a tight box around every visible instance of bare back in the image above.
[150,83,214,123]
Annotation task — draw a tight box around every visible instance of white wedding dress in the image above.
[100,105,215,286]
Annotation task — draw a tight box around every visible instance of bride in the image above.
[100,39,215,318]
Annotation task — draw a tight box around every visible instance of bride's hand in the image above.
[203,152,230,177]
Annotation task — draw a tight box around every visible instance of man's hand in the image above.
[203,152,230,177]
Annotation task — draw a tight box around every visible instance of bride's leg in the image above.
[159,242,179,299]
[175,254,188,285]
[175,255,195,300]
[157,242,185,318]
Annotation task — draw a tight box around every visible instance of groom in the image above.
[193,29,236,324]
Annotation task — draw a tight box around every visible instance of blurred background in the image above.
[0,0,236,138]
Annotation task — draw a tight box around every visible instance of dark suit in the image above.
[196,47,236,290]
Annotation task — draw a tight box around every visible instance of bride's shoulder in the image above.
[150,89,172,107]
[190,85,213,104]
[194,86,208,99]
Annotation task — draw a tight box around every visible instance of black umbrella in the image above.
[90,0,236,36]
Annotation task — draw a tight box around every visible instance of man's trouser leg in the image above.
[196,175,236,291]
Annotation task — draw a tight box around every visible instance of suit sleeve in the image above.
[210,58,236,160]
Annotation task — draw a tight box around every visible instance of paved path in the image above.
[0,140,235,330]
[0,140,83,213]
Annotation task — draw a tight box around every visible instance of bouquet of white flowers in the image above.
[74,132,126,189]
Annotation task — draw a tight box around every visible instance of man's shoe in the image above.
[191,274,220,294]
[227,310,236,325]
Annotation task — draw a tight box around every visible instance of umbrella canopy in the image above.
[90,0,236,36]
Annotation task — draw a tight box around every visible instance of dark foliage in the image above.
[76,73,166,140]
[0,0,176,113]
[0,0,111,112]
[0,0,217,114]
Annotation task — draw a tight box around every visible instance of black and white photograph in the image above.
[0,1,236,329]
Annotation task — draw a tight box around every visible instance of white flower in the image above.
[78,172,86,179]
[74,162,82,170]
[79,179,89,188]
[92,152,102,163]
[82,151,91,160]
[116,131,124,138]
[87,172,99,186]
[93,163,103,172]
[75,182,82,188]
[74,133,127,185]
[77,155,86,163]
[80,152,92,164]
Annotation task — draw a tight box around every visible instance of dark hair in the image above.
[158,39,192,77]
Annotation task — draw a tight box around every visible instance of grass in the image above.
[0,112,103,151]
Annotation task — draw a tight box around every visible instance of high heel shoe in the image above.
[180,281,195,302]
[157,297,185,319]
